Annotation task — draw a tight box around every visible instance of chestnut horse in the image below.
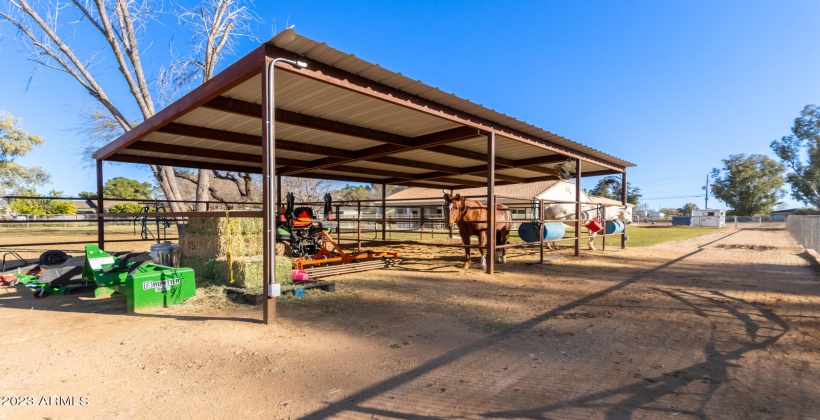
[444,193,512,269]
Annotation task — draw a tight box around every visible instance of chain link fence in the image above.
[786,215,820,254]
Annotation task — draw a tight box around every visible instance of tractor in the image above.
[275,193,399,277]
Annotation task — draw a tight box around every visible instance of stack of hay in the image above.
[180,217,292,289]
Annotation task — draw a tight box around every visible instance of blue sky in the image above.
[2,1,818,210]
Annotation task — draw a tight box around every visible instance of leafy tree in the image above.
[585,178,642,205]
[9,189,45,215]
[78,191,97,199]
[0,112,49,194]
[710,154,786,215]
[677,202,698,215]
[41,190,76,215]
[103,177,153,200]
[586,179,618,200]
[47,200,77,215]
[108,203,148,213]
[770,105,820,208]
[627,186,642,205]
[659,207,680,216]
[8,189,74,214]
[368,183,407,201]
[335,184,371,202]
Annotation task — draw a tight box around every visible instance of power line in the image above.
[641,195,702,200]
[628,174,706,183]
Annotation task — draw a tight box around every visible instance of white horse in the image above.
[543,203,631,250]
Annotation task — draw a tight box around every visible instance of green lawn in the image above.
[602,226,718,247]
[334,225,720,247]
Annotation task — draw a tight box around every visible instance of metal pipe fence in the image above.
[786,215,820,254]
[2,195,631,254]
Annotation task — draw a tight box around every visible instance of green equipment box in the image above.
[83,245,196,312]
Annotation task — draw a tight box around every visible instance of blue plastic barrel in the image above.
[518,222,566,243]
[605,220,625,234]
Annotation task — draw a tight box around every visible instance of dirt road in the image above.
[0,226,817,419]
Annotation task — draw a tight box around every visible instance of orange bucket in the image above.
[587,218,604,233]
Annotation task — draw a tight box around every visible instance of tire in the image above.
[39,250,69,266]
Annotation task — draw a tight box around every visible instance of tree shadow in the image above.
[298,248,709,419]
[484,288,788,419]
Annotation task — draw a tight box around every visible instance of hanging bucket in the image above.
[586,218,604,233]
[605,220,625,234]
[518,222,566,243]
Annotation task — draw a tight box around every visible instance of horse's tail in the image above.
[496,230,508,245]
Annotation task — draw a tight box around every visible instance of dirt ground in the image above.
[0,225,818,419]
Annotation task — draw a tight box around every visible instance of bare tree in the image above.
[175,169,261,209]
[1,0,257,214]
[281,177,337,205]
[159,0,257,211]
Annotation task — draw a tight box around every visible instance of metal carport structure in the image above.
[94,29,635,324]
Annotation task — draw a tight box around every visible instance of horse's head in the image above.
[605,206,633,224]
[443,192,465,228]
[615,210,632,224]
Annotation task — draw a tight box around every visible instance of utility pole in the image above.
[704,174,709,209]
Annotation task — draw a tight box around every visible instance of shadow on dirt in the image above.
[483,288,788,419]
[298,248,722,419]
[0,285,257,323]
[295,234,807,419]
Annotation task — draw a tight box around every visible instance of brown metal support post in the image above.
[276,176,282,216]
[96,159,104,249]
[621,171,628,249]
[357,200,362,251]
[575,158,582,257]
[335,204,341,246]
[420,207,425,240]
[601,202,607,251]
[486,129,496,274]
[381,181,387,241]
[262,55,276,324]
[539,199,544,264]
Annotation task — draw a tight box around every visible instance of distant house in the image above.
[770,209,798,222]
[637,210,664,218]
[385,180,633,221]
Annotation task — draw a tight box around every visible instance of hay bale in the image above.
[180,217,263,259]
[180,255,292,289]
[179,234,222,259]
[184,217,262,235]
[180,217,291,289]
[179,234,264,259]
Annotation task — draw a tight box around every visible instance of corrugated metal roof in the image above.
[99,29,633,190]
[269,29,635,168]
